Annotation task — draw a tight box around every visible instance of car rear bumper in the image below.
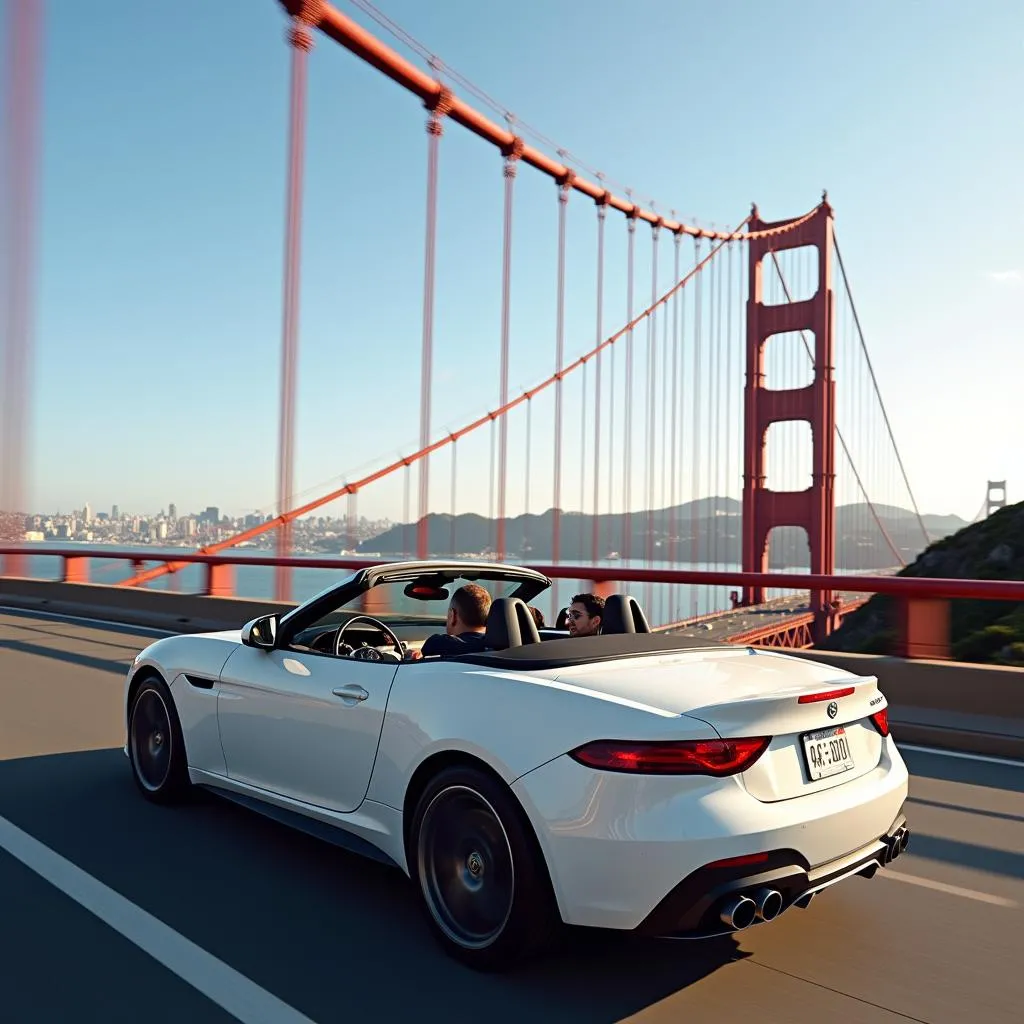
[511,734,910,931]
[635,812,909,937]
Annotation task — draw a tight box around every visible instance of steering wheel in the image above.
[333,614,405,663]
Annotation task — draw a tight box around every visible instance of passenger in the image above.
[419,584,492,657]
[566,593,604,637]
[527,605,545,629]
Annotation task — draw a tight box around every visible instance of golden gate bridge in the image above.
[1,0,940,645]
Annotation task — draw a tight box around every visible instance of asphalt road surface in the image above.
[1,608,1022,1023]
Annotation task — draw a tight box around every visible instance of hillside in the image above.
[818,500,1024,665]
[335,498,969,571]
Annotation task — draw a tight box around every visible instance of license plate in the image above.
[801,726,855,781]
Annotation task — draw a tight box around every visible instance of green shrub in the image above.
[951,625,1017,663]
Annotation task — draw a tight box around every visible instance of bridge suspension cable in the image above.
[833,233,930,548]
[0,0,43,576]
[119,204,797,588]
[766,250,907,569]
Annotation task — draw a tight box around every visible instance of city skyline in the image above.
[23,488,978,530]
[19,490,971,574]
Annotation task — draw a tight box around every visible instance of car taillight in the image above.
[569,737,771,777]
[870,708,890,737]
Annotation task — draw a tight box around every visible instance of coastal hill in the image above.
[320,497,970,571]
[818,500,1024,665]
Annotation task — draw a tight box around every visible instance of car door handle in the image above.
[332,685,369,703]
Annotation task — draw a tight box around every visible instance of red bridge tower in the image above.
[741,199,836,641]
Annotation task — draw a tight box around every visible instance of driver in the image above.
[418,584,491,658]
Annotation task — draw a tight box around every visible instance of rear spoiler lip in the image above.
[677,674,886,738]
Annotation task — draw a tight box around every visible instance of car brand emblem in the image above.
[827,701,838,719]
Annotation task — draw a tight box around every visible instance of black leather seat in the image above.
[484,597,542,650]
[554,607,570,630]
[601,594,652,634]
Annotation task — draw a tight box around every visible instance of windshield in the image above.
[299,566,550,635]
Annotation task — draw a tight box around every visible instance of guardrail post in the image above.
[587,579,617,600]
[894,596,950,660]
[204,562,235,598]
[62,555,89,583]
[584,579,618,628]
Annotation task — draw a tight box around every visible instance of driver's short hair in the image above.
[571,592,605,619]
[451,584,491,628]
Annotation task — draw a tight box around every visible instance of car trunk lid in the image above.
[551,648,887,801]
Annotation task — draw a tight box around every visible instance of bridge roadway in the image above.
[1,609,1021,1023]
[666,576,899,641]
[667,593,819,639]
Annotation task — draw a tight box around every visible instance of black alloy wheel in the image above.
[410,765,559,971]
[128,675,190,803]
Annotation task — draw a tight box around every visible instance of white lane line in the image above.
[879,869,1019,908]
[898,743,1024,769]
[0,813,317,1024]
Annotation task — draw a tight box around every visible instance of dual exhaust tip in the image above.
[883,826,910,864]
[719,887,782,931]
[719,828,910,931]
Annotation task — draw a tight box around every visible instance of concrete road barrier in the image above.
[2,578,1021,761]
[775,649,1023,762]
[0,578,291,634]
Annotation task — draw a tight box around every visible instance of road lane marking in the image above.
[879,869,1018,908]
[898,743,1024,768]
[0,605,175,639]
[0,813,317,1024]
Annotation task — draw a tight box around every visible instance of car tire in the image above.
[127,674,190,804]
[410,765,560,972]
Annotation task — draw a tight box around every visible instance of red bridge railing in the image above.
[2,545,1022,662]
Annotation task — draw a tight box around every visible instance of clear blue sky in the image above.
[24,0,1023,524]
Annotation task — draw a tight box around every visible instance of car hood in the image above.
[190,628,244,643]
[133,627,246,684]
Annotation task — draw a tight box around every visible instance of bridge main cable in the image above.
[276,0,815,243]
[118,208,771,588]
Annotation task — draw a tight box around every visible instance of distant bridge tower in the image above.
[742,198,836,642]
[986,480,1007,517]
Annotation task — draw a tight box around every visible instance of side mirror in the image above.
[242,613,279,650]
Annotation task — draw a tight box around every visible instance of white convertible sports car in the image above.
[124,560,911,971]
